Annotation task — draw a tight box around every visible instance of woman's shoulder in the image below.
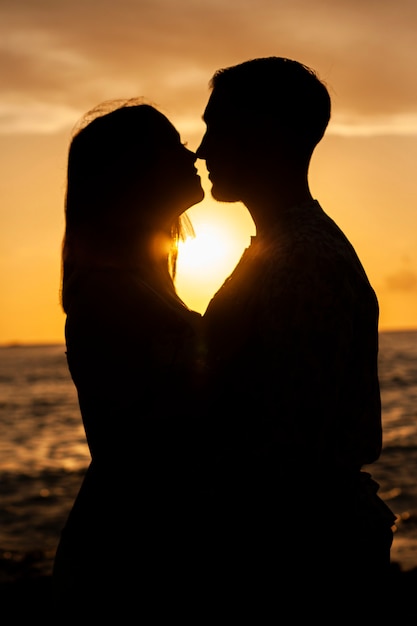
[65,268,200,340]
[66,268,154,309]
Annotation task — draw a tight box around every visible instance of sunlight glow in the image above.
[175,211,253,314]
[178,223,231,275]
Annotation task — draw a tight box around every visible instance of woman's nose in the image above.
[184,146,198,163]
[195,134,207,159]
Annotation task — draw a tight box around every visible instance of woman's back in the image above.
[65,268,202,456]
[53,101,206,619]
[54,268,204,617]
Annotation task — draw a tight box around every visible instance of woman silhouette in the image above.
[52,99,206,620]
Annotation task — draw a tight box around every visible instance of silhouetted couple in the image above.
[53,58,396,622]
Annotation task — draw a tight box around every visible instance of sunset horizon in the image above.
[1,0,417,344]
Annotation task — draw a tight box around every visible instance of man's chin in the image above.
[210,183,239,203]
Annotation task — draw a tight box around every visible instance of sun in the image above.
[177,223,231,275]
[175,207,255,313]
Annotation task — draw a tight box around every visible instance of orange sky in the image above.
[1,0,417,344]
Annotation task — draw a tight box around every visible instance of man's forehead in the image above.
[203,89,244,124]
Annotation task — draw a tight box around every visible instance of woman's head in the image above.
[66,99,203,234]
[61,99,204,311]
[62,99,203,275]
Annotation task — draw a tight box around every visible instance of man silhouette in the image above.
[196,57,395,617]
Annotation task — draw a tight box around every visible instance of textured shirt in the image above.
[203,200,383,491]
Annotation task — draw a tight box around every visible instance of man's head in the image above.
[197,57,331,203]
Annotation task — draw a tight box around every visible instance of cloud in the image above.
[329,113,417,137]
[0,101,84,134]
[0,0,416,135]
[386,269,417,292]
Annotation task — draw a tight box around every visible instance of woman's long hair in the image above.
[60,99,194,312]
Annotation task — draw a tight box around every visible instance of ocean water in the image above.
[0,331,416,578]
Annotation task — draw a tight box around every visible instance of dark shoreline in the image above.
[1,553,416,622]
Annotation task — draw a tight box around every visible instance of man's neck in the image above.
[243,185,313,238]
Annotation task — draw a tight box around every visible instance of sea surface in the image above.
[0,331,416,579]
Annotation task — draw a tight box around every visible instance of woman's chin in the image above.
[186,186,205,208]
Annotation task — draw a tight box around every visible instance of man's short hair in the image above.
[210,57,331,151]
